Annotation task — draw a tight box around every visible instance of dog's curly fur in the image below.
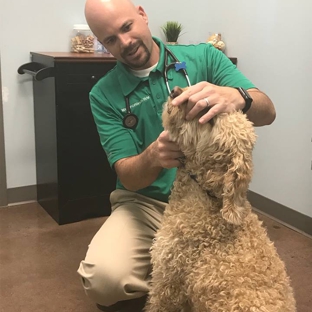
[145,87,296,312]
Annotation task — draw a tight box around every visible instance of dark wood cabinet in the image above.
[26,52,118,225]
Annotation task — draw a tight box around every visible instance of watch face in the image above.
[244,89,252,101]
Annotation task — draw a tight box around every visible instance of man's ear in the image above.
[137,6,148,24]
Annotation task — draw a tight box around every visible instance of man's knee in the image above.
[77,259,149,306]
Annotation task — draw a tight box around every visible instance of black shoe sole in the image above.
[96,295,147,312]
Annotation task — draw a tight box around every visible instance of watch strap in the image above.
[235,87,253,114]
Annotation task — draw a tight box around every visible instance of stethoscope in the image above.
[123,47,191,129]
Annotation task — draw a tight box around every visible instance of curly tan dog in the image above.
[145,87,296,312]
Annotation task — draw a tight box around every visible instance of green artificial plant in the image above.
[161,21,183,43]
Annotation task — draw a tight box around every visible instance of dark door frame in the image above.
[0,57,8,207]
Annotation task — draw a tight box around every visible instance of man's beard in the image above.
[121,39,151,69]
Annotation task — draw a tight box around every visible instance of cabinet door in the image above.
[55,62,117,218]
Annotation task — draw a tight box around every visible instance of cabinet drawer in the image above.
[56,61,116,75]
[55,62,116,94]
[58,74,103,94]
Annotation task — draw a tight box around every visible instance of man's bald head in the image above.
[84,0,159,69]
[85,0,137,35]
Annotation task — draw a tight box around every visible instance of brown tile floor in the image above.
[0,202,311,312]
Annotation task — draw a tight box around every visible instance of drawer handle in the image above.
[17,62,54,81]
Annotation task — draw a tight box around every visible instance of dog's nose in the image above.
[170,86,183,99]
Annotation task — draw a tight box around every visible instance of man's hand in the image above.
[170,81,245,124]
[115,131,183,191]
[154,131,184,169]
[170,81,276,126]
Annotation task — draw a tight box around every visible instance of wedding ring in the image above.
[204,97,210,107]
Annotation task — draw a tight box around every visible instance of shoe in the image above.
[96,295,147,312]
[96,302,123,312]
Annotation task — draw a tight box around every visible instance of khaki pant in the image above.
[77,189,166,306]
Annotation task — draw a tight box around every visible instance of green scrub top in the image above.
[90,37,255,203]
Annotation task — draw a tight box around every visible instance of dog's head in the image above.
[163,86,257,225]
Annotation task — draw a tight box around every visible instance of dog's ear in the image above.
[170,86,184,99]
[213,113,256,225]
[220,153,252,225]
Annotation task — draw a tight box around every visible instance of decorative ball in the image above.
[207,33,221,42]
[215,41,226,51]
[207,33,225,51]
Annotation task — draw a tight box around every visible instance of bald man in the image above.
[78,1,276,311]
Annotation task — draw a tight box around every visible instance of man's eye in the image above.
[106,37,115,45]
[124,23,132,32]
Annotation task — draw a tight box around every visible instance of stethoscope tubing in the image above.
[164,47,191,94]
[123,47,191,129]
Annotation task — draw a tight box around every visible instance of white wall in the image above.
[1,0,311,217]
[0,0,87,188]
[138,0,312,217]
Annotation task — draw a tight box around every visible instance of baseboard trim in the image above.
[7,185,37,205]
[4,186,312,237]
[248,190,312,237]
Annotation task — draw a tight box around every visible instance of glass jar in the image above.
[71,24,95,53]
[94,39,109,53]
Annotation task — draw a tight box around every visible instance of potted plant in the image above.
[161,21,183,44]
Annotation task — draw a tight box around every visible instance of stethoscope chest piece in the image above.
[123,113,138,129]
[123,96,138,129]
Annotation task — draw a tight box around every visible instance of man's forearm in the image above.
[114,141,163,191]
[247,89,276,126]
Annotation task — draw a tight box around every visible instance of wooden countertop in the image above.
[30,52,116,63]
[30,52,237,65]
